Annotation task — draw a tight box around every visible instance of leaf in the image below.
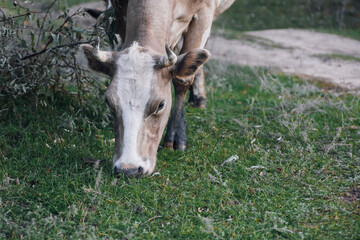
[245,166,267,171]
[30,32,35,48]
[36,18,41,28]
[21,39,27,48]
[221,155,239,166]
[50,33,58,44]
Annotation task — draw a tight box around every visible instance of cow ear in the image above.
[81,44,114,77]
[172,49,210,81]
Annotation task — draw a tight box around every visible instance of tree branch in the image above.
[21,41,93,60]
[21,7,90,60]
[0,13,30,23]
[35,0,58,50]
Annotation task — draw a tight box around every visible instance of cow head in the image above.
[81,38,210,177]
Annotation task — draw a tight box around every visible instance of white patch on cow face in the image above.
[110,42,155,174]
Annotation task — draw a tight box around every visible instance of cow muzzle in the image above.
[114,164,145,177]
[113,158,151,177]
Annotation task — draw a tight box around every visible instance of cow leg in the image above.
[188,66,206,108]
[187,9,213,109]
[164,81,190,150]
[164,7,214,150]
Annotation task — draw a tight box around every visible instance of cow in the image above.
[81,0,234,177]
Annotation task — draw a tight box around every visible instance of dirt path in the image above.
[207,29,360,91]
[69,2,360,91]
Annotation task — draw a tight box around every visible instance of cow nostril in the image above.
[114,166,120,175]
[114,165,145,177]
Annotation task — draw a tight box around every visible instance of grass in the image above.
[1,0,360,239]
[213,0,360,41]
[313,53,360,62]
[1,62,359,239]
[215,0,360,30]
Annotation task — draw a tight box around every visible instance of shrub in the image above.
[0,1,111,130]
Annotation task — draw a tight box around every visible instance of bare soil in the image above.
[208,29,360,91]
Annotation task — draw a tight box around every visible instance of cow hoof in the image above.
[163,142,186,151]
[164,142,174,149]
[189,96,207,109]
[175,144,186,151]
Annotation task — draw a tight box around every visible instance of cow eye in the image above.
[157,101,165,112]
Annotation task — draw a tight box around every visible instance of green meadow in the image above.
[1,0,359,239]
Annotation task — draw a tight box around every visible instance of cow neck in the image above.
[123,0,172,54]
